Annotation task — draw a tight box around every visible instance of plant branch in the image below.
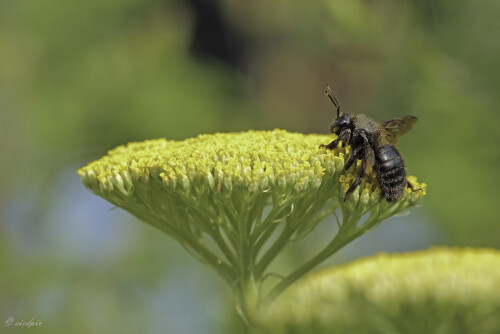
[261,222,364,306]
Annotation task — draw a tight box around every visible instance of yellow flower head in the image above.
[258,247,500,334]
[78,129,424,205]
[80,130,338,194]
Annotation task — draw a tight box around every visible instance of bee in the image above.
[320,85,418,202]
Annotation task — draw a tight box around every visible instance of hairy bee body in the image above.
[320,85,417,202]
[373,144,406,202]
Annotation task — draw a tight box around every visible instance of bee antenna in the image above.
[325,84,341,119]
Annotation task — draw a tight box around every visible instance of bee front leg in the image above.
[319,128,351,150]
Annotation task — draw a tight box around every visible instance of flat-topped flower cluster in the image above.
[257,247,500,334]
[78,129,424,205]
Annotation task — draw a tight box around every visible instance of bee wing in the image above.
[382,116,418,144]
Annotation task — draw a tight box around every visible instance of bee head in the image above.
[329,113,353,134]
[325,84,352,134]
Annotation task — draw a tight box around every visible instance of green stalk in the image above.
[261,224,363,306]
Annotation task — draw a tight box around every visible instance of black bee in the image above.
[320,85,418,202]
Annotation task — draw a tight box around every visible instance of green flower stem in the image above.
[260,196,405,306]
[254,225,293,277]
[260,211,364,306]
[252,222,278,259]
[127,206,236,284]
[250,195,290,241]
[255,200,339,279]
[183,207,238,266]
[235,274,259,330]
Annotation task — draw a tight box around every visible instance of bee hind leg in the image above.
[407,180,423,193]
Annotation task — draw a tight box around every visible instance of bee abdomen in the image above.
[374,145,406,202]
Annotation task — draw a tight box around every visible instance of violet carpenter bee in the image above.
[320,85,418,202]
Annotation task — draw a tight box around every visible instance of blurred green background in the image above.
[1,0,499,333]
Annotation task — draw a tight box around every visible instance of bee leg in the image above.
[407,180,423,192]
[319,128,351,150]
[344,144,364,171]
[343,135,368,201]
